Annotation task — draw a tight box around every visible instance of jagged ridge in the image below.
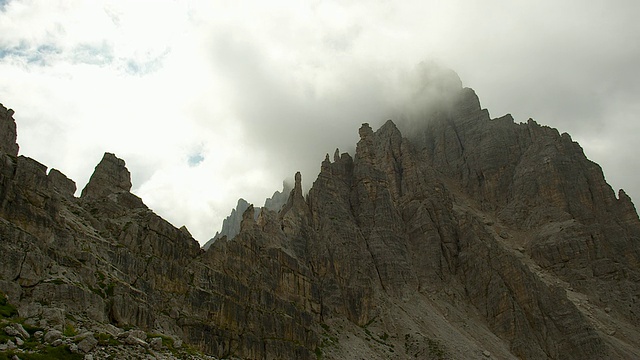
[0,77,639,360]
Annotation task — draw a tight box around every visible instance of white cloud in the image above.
[1,0,639,243]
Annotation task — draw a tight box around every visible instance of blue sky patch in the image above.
[188,153,205,167]
[0,43,62,65]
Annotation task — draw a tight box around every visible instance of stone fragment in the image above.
[149,337,163,350]
[4,325,18,337]
[128,329,147,341]
[77,335,98,353]
[9,323,29,339]
[6,339,16,350]
[123,334,148,347]
[44,330,63,344]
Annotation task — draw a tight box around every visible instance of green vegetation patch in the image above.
[96,332,119,346]
[0,291,18,318]
[0,345,83,360]
[63,322,77,337]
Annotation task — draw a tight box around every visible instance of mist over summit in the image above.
[3,64,639,358]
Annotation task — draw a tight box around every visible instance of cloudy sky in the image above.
[1,0,638,244]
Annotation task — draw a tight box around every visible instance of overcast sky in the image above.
[1,0,638,244]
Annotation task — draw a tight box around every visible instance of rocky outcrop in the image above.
[1,76,640,360]
[204,181,294,250]
[0,103,18,157]
[203,198,258,249]
[80,152,133,199]
[264,180,293,212]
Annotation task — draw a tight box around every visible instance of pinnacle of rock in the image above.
[80,152,132,199]
[358,122,373,139]
[0,103,19,156]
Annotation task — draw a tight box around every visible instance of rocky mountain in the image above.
[1,73,639,360]
[203,198,257,250]
[203,183,293,250]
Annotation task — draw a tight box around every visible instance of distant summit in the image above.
[202,181,293,250]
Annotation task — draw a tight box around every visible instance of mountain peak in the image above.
[80,152,132,199]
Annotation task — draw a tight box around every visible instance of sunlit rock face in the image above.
[0,83,639,359]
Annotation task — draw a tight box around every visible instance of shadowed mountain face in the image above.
[0,80,639,359]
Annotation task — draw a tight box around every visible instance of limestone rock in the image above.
[0,103,19,156]
[205,179,295,250]
[80,152,132,199]
[149,337,163,350]
[48,168,77,197]
[44,330,63,344]
[203,198,259,249]
[1,89,639,360]
[264,180,293,212]
[4,323,29,339]
[4,339,16,350]
[78,336,98,354]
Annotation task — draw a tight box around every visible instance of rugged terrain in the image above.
[0,74,639,359]
[203,182,292,250]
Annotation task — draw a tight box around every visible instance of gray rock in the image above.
[0,103,19,156]
[1,87,640,360]
[48,168,76,197]
[9,323,30,339]
[44,330,63,344]
[72,331,94,342]
[34,331,44,339]
[80,152,132,199]
[123,334,148,347]
[77,335,98,353]
[15,337,23,346]
[128,329,147,341]
[4,325,19,337]
[6,339,16,350]
[149,337,163,350]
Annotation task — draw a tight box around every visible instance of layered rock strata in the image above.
[1,80,639,360]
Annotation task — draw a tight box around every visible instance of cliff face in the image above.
[1,82,639,360]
